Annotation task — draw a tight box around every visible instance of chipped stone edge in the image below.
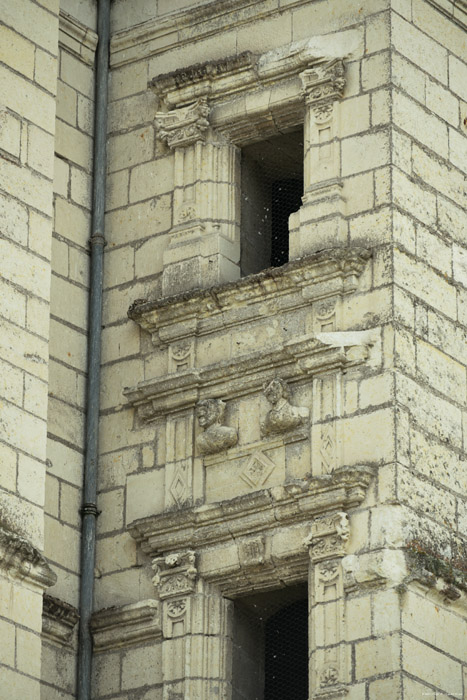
[42,595,79,647]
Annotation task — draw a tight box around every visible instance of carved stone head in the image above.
[196,398,225,429]
[263,377,290,406]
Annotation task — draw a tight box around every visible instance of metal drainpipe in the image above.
[77,0,110,698]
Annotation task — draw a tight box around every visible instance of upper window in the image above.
[240,129,304,277]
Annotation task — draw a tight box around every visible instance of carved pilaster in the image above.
[305,512,349,699]
[152,551,232,700]
[155,98,240,295]
[164,412,194,508]
[290,59,346,257]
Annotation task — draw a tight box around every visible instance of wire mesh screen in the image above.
[241,130,304,276]
[264,597,308,700]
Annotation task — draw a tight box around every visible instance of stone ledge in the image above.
[42,595,79,647]
[91,600,161,652]
[59,11,97,66]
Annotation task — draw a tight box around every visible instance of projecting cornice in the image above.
[42,595,79,647]
[0,528,56,589]
[59,11,97,66]
[128,248,371,344]
[91,600,161,652]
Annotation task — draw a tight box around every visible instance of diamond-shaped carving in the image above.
[169,466,188,505]
[240,451,276,488]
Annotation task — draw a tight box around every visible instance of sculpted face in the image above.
[196,399,224,428]
[264,379,284,406]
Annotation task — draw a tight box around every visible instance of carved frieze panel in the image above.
[240,451,276,489]
[152,550,197,600]
[155,97,210,149]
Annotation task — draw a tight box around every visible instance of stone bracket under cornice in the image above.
[0,527,56,589]
[91,600,161,652]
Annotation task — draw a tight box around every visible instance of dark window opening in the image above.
[232,583,308,700]
[240,129,304,276]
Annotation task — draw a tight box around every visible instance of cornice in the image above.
[42,595,79,647]
[59,11,98,66]
[91,600,161,651]
[0,528,56,589]
[129,465,375,559]
[124,332,371,421]
[110,0,314,69]
[128,248,371,344]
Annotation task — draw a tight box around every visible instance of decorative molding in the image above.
[42,595,79,647]
[125,332,370,423]
[304,512,349,563]
[0,528,56,589]
[59,11,97,66]
[195,398,238,455]
[130,465,373,558]
[91,600,161,652]
[152,551,197,599]
[155,97,210,148]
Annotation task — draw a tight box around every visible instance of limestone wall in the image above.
[0,0,60,697]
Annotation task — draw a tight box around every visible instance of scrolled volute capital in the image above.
[300,59,346,114]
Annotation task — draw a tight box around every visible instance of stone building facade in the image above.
[0,0,466,698]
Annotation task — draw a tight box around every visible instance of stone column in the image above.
[152,550,232,700]
[155,97,240,295]
[305,512,350,699]
[289,60,346,257]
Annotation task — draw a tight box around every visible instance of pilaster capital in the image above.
[300,59,345,121]
[304,511,349,563]
[152,549,197,599]
[155,97,210,148]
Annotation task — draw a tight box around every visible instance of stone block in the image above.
[129,156,174,202]
[105,195,172,245]
[0,64,56,134]
[355,633,400,679]
[391,12,448,84]
[16,628,41,678]
[53,156,69,198]
[45,473,59,517]
[1,667,39,700]
[35,48,57,94]
[342,408,395,466]
[70,167,92,209]
[44,515,80,572]
[69,246,89,287]
[393,90,448,159]
[0,155,53,216]
[348,206,391,246]
[46,437,82,488]
[109,90,157,133]
[346,594,371,641]
[449,125,467,174]
[412,143,464,205]
[0,24,35,79]
[55,119,92,170]
[426,76,459,127]
[60,51,93,98]
[104,245,134,289]
[449,54,467,101]
[0,108,21,159]
[359,372,393,409]
[394,248,456,319]
[437,195,466,244]
[50,274,88,329]
[372,589,401,635]
[98,488,124,533]
[29,211,53,259]
[17,452,45,506]
[412,0,466,61]
[416,225,451,277]
[108,126,154,173]
[106,169,129,211]
[60,481,81,528]
[0,190,28,246]
[416,337,466,404]
[368,676,402,700]
[48,395,85,449]
[392,53,426,106]
[341,130,390,177]
[56,79,77,126]
[402,634,463,696]
[362,52,390,91]
[371,88,390,126]
[110,61,148,101]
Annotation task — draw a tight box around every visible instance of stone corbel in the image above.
[304,512,350,699]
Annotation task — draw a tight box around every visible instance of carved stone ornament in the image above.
[42,595,79,647]
[196,398,238,455]
[304,512,350,563]
[155,97,210,148]
[0,527,56,588]
[261,377,309,436]
[300,59,345,121]
[152,550,197,599]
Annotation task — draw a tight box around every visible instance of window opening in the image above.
[232,583,308,700]
[240,129,303,276]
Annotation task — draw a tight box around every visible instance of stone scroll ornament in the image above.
[195,398,238,455]
[261,377,309,436]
